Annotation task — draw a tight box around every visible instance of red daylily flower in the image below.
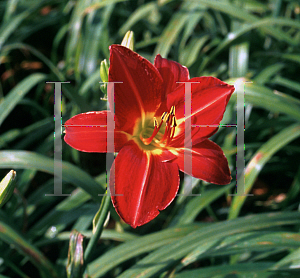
[64,45,235,228]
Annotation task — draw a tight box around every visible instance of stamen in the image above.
[165,118,176,146]
[158,123,169,143]
[166,113,171,122]
[153,117,158,127]
[141,128,157,145]
[171,117,177,127]
[140,118,160,145]
[170,128,175,140]
[161,112,169,121]
[170,106,175,116]
[140,106,177,146]
[166,132,172,146]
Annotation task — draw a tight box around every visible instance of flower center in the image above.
[139,106,177,148]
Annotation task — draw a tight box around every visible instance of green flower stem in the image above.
[84,193,111,264]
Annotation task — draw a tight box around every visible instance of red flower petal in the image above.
[154,54,189,99]
[168,118,215,149]
[109,45,163,135]
[109,140,179,228]
[167,77,235,141]
[154,55,189,116]
[64,111,129,152]
[174,139,231,185]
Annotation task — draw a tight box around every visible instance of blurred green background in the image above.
[0,0,300,277]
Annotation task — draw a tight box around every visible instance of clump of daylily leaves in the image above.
[64,31,235,228]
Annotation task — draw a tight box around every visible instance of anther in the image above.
[166,113,171,122]
[171,117,177,127]
[170,106,175,116]
[170,125,176,141]
[161,112,169,121]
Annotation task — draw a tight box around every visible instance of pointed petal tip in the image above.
[154,54,190,98]
[154,53,162,63]
[215,170,232,185]
[109,44,118,50]
[108,43,164,133]
[109,45,129,58]
[63,111,128,153]
[174,139,232,185]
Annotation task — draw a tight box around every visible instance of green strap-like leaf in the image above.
[227,80,300,121]
[229,123,300,219]
[154,2,205,57]
[272,247,300,270]
[0,220,58,278]
[88,225,201,277]
[0,151,104,201]
[173,262,273,278]
[113,212,300,278]
[196,0,299,45]
[0,73,46,126]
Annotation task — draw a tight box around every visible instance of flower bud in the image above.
[66,230,85,278]
[121,31,134,51]
[100,59,109,96]
[0,170,16,208]
[100,59,109,83]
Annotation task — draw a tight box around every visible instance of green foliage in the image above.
[0,0,300,277]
